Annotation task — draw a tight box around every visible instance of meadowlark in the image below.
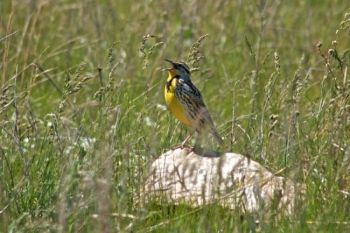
[164,59,223,147]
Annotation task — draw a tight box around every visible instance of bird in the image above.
[163,59,223,147]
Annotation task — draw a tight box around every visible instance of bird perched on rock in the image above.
[164,59,223,147]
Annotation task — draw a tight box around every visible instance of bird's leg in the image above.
[171,130,195,151]
[181,132,194,148]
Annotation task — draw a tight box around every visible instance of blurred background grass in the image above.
[1,0,350,232]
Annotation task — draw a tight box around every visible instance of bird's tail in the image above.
[211,128,223,144]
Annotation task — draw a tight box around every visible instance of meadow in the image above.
[1,0,350,232]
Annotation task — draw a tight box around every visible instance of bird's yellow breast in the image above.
[164,76,191,126]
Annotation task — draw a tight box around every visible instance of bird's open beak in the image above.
[164,59,177,75]
[164,58,175,65]
[164,59,175,70]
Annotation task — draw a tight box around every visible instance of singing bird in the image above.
[164,59,223,147]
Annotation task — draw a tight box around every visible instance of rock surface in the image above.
[141,147,303,214]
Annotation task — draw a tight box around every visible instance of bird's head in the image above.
[164,59,191,81]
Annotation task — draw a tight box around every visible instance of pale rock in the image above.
[141,147,304,215]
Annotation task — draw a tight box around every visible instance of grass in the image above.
[1,0,350,232]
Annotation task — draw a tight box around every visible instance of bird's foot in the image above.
[171,144,193,152]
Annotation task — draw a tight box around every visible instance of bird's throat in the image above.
[166,74,179,92]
